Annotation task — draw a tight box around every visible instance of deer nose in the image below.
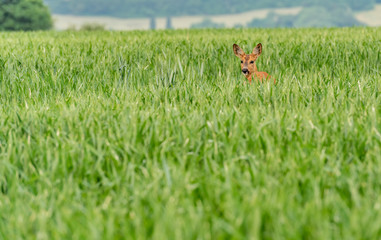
[242,68,249,74]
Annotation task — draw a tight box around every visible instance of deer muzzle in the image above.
[242,68,249,75]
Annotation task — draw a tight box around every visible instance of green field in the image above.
[0,28,380,239]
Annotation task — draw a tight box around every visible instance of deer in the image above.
[233,43,275,84]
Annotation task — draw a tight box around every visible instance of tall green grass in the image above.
[0,28,380,239]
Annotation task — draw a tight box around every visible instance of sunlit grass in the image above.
[0,28,380,239]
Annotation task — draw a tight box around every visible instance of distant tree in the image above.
[80,23,106,31]
[166,17,173,29]
[0,0,53,31]
[150,17,156,30]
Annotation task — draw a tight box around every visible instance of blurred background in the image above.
[1,0,381,31]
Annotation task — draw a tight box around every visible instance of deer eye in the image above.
[240,60,243,63]
[250,61,254,64]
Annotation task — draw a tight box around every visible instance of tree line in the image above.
[1,0,380,31]
[44,0,380,18]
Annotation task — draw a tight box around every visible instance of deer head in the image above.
[233,43,263,81]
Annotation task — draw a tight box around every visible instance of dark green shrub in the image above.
[0,0,52,31]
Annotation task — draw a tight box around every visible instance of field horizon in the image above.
[52,4,381,30]
[0,27,380,239]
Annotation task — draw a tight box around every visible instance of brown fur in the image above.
[233,43,275,84]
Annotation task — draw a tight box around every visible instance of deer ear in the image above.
[233,44,245,57]
[253,43,262,56]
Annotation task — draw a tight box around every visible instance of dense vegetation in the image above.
[44,0,378,18]
[247,4,363,28]
[0,28,381,239]
[191,2,363,29]
[0,0,52,31]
